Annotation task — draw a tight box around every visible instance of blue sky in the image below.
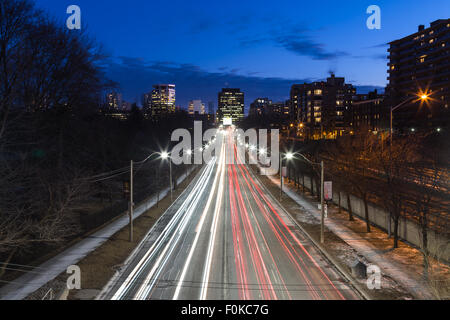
[35,0,450,111]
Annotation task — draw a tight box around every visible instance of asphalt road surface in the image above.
[99,128,361,300]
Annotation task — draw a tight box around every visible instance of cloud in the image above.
[238,20,350,61]
[274,35,349,60]
[185,14,349,61]
[365,42,389,49]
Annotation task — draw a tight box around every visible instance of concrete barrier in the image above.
[296,172,449,262]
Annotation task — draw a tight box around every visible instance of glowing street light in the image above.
[285,152,294,160]
[160,151,172,201]
[160,151,169,159]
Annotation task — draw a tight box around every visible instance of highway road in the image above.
[99,129,361,300]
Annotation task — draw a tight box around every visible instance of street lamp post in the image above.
[388,93,428,237]
[287,152,325,243]
[279,152,282,199]
[129,160,134,242]
[390,94,429,146]
[161,152,173,202]
[280,152,295,200]
[128,150,174,242]
[169,157,173,201]
[320,160,324,244]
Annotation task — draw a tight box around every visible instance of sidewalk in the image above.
[260,172,449,300]
[0,167,197,300]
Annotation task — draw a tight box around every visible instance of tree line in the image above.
[283,128,449,280]
[0,0,195,279]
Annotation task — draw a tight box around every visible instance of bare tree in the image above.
[407,138,449,283]
[0,0,107,275]
[373,134,420,248]
[326,131,377,230]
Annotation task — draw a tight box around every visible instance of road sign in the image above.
[123,181,130,199]
[324,181,332,201]
[282,166,287,177]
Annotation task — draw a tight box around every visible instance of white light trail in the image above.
[199,141,226,300]
[172,139,225,300]
[111,159,215,300]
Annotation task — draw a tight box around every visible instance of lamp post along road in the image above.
[279,152,282,200]
[169,157,173,202]
[160,151,173,202]
[127,150,175,242]
[129,160,134,242]
[388,93,428,237]
[320,160,324,244]
[280,151,325,243]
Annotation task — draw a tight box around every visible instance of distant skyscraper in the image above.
[150,84,176,118]
[142,93,151,116]
[188,100,206,115]
[106,91,122,110]
[217,88,244,124]
[208,101,215,115]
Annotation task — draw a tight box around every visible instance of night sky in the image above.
[35,0,450,112]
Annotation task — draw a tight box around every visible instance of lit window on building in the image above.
[314,89,322,95]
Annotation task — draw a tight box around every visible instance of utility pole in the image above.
[279,152,282,200]
[129,160,134,242]
[169,157,173,202]
[320,160,324,244]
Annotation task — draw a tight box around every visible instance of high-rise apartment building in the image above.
[150,84,176,118]
[217,88,244,124]
[188,100,206,115]
[387,19,449,131]
[207,101,215,115]
[249,98,272,117]
[351,90,386,133]
[290,74,355,139]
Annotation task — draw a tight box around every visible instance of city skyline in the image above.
[34,0,450,111]
[0,0,448,303]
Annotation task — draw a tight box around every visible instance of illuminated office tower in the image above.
[217,88,244,125]
[151,84,176,118]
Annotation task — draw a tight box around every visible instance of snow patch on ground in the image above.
[266,174,440,300]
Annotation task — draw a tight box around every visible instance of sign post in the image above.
[324,181,332,201]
